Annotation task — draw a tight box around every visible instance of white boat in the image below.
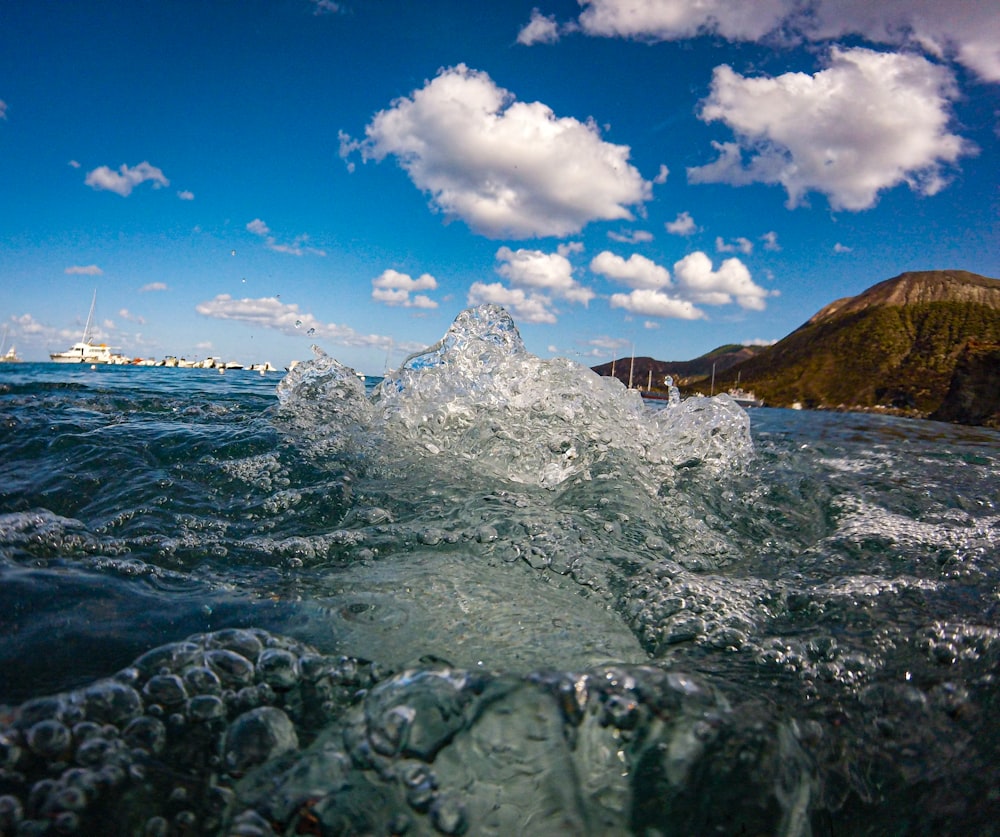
[49,291,121,364]
[0,325,22,363]
[727,387,764,408]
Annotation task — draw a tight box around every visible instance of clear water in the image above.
[0,305,998,836]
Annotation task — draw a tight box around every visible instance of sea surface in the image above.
[1,305,998,836]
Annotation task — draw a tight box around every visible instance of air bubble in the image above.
[27,719,71,759]
[224,707,299,775]
[123,715,166,755]
[183,666,222,696]
[256,649,300,691]
[143,674,188,706]
[187,694,225,722]
[204,649,255,687]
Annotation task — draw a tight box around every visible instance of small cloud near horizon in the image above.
[65,265,103,275]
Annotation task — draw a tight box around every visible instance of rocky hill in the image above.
[593,344,766,389]
[697,270,1000,423]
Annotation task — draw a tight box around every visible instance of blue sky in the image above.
[1,0,998,372]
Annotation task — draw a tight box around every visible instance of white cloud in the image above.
[688,48,971,210]
[804,0,1000,83]
[467,281,557,324]
[716,236,753,255]
[590,251,670,289]
[609,288,705,320]
[246,218,326,257]
[65,265,103,275]
[84,161,169,196]
[653,164,669,184]
[118,308,146,325]
[572,0,1000,82]
[68,160,81,168]
[177,190,195,200]
[518,8,561,45]
[0,100,7,120]
[577,0,792,42]
[833,242,853,253]
[312,0,341,14]
[140,282,168,292]
[608,228,654,244]
[371,269,439,309]
[673,251,775,311]
[343,64,651,238]
[665,211,697,235]
[195,295,396,349]
[495,246,595,304]
[761,231,781,251]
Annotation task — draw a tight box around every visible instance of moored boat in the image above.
[0,326,21,363]
[726,386,764,408]
[49,290,124,364]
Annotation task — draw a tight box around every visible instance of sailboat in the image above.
[49,290,118,364]
[0,325,22,363]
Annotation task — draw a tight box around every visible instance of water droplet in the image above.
[307,327,316,336]
[231,249,237,256]
[241,277,247,283]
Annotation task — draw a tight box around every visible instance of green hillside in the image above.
[701,270,1000,417]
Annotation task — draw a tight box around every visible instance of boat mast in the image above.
[82,289,97,343]
[628,345,635,389]
[710,362,716,396]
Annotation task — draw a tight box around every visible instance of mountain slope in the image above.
[702,270,1000,415]
[592,344,766,390]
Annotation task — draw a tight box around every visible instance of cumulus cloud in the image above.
[342,64,651,238]
[84,161,169,196]
[688,47,972,210]
[371,269,438,309]
[609,288,705,320]
[673,251,776,310]
[577,0,791,42]
[833,242,853,253]
[803,0,1000,84]
[518,8,561,45]
[593,249,775,318]
[246,218,326,257]
[495,246,595,304]
[467,282,557,324]
[65,265,103,275]
[590,251,670,289]
[195,295,399,350]
[177,190,195,200]
[572,0,1000,82]
[761,231,781,251]
[665,211,697,235]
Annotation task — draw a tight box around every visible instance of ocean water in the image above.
[0,305,998,836]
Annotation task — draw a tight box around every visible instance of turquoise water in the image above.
[1,306,998,835]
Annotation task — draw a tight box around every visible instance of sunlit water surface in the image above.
[1,306,998,836]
